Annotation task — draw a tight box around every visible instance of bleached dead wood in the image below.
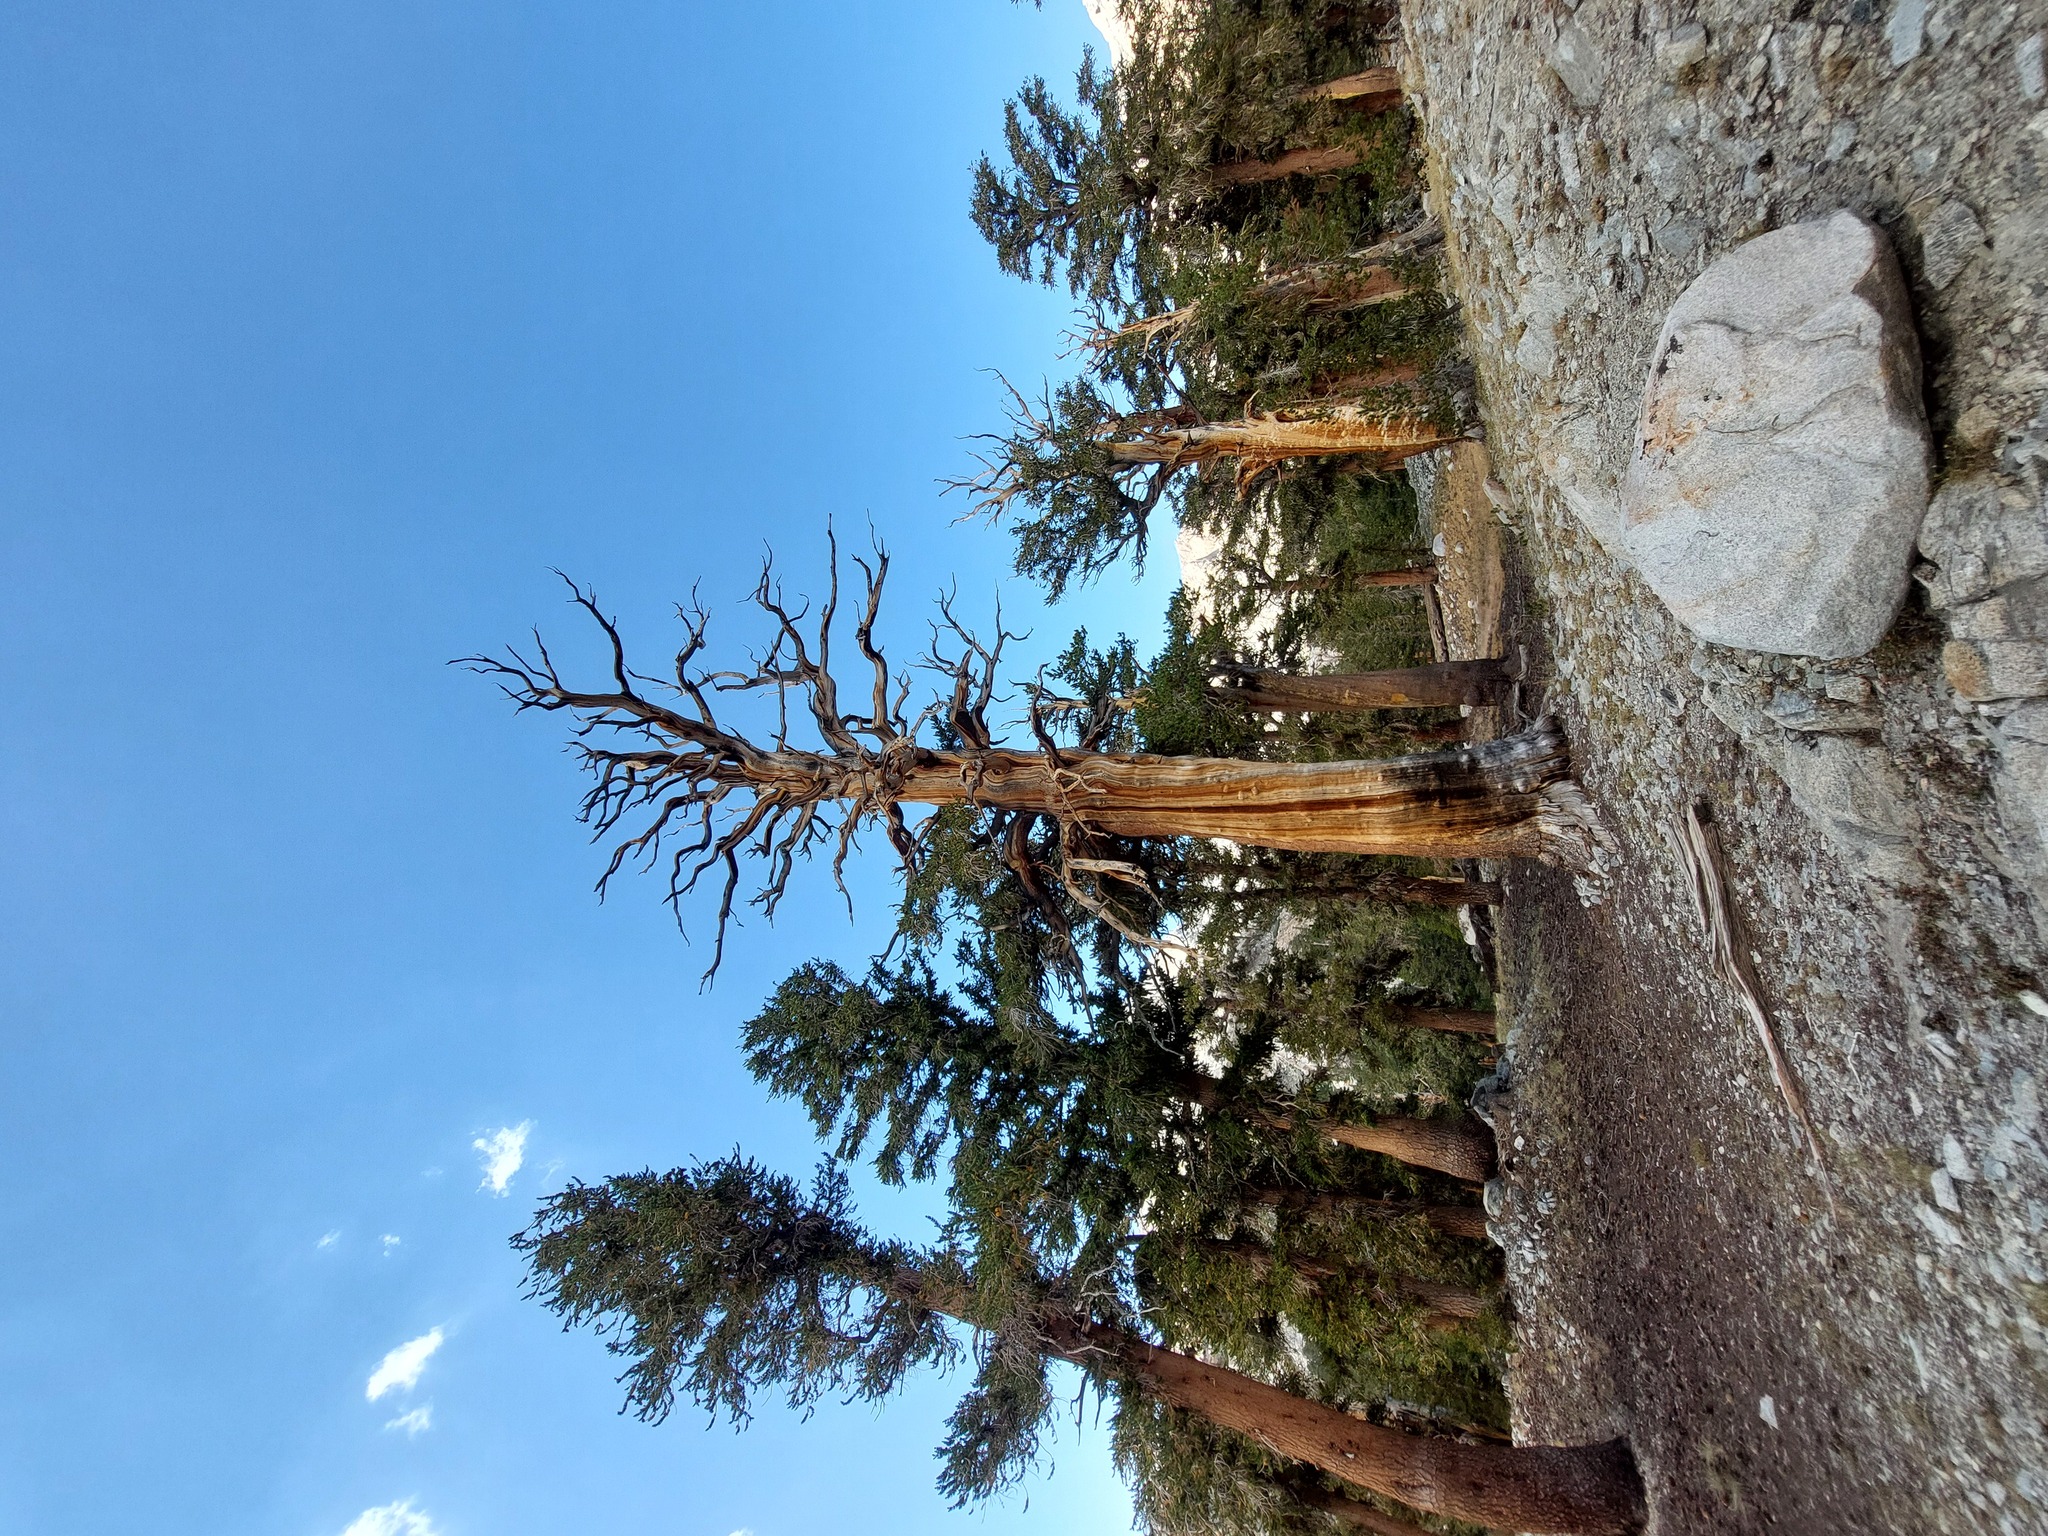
[1670,801,1834,1205]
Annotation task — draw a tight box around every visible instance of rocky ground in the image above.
[1395,3,2048,1531]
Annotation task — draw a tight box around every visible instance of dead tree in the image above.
[466,538,1604,978]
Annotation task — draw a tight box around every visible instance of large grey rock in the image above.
[1619,211,1931,659]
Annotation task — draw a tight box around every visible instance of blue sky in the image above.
[0,4,1176,1533]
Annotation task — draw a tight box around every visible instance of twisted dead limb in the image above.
[467,541,1603,980]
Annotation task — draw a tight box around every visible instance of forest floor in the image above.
[1398,4,2048,1532]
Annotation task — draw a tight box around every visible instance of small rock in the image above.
[1947,583,2048,643]
[1652,219,1704,259]
[1548,17,1607,109]
[1916,476,2048,608]
[1991,702,2048,863]
[1887,0,1927,67]
[1619,211,1931,658]
[1953,403,2001,451]
[1918,199,1988,290]
[1758,1394,1779,1428]
[1764,686,1882,734]
[1774,731,1924,882]
[1942,639,2048,702]
[2020,33,2046,101]
[1942,1133,1976,1182]
[1825,673,1875,704]
[1932,1166,1962,1213]
[1656,22,1709,81]
[1916,1201,1964,1247]
[1824,119,1858,163]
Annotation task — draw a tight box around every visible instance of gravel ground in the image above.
[1394,4,2048,1531]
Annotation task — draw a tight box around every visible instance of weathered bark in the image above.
[1104,221,1441,348]
[1283,1108,1496,1184]
[1227,872,1503,908]
[1107,403,1457,486]
[1211,144,1368,187]
[1244,1184,1490,1242]
[870,722,1601,867]
[1294,66,1406,108]
[1211,660,1511,713]
[1387,1005,1499,1038]
[1036,1315,1644,1533]
[1295,1485,1440,1536]
[1178,1073,1496,1183]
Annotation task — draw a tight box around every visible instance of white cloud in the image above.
[339,1501,440,1536]
[728,1528,755,1536]
[365,1328,444,1401]
[316,1230,341,1250]
[472,1121,532,1196]
[384,1404,433,1437]
[380,1234,401,1255]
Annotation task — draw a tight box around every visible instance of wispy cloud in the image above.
[339,1501,440,1536]
[366,1328,444,1401]
[380,1234,401,1255]
[384,1404,433,1437]
[316,1230,341,1251]
[472,1121,532,1196]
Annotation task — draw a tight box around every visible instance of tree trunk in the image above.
[1210,144,1368,187]
[1177,1072,1496,1183]
[1386,1005,1498,1038]
[1037,1316,1644,1533]
[1294,1485,1440,1536]
[1294,66,1405,109]
[1244,1184,1490,1242]
[878,721,1603,869]
[1108,403,1457,482]
[1211,660,1510,713]
[1279,1108,1496,1184]
[1227,872,1503,908]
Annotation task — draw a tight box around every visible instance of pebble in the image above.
[1656,22,1708,82]
[1920,199,1988,291]
[1548,17,1607,110]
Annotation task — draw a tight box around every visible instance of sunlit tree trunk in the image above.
[1244,1184,1490,1242]
[1107,403,1457,482]
[871,724,1600,867]
[1176,1072,1496,1183]
[1210,144,1370,187]
[1033,1313,1644,1533]
[1293,66,1406,108]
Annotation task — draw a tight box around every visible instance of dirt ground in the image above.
[1396,4,2048,1532]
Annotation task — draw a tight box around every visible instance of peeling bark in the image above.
[1211,143,1370,186]
[1106,402,1457,487]
[869,721,1601,868]
[1293,66,1406,108]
